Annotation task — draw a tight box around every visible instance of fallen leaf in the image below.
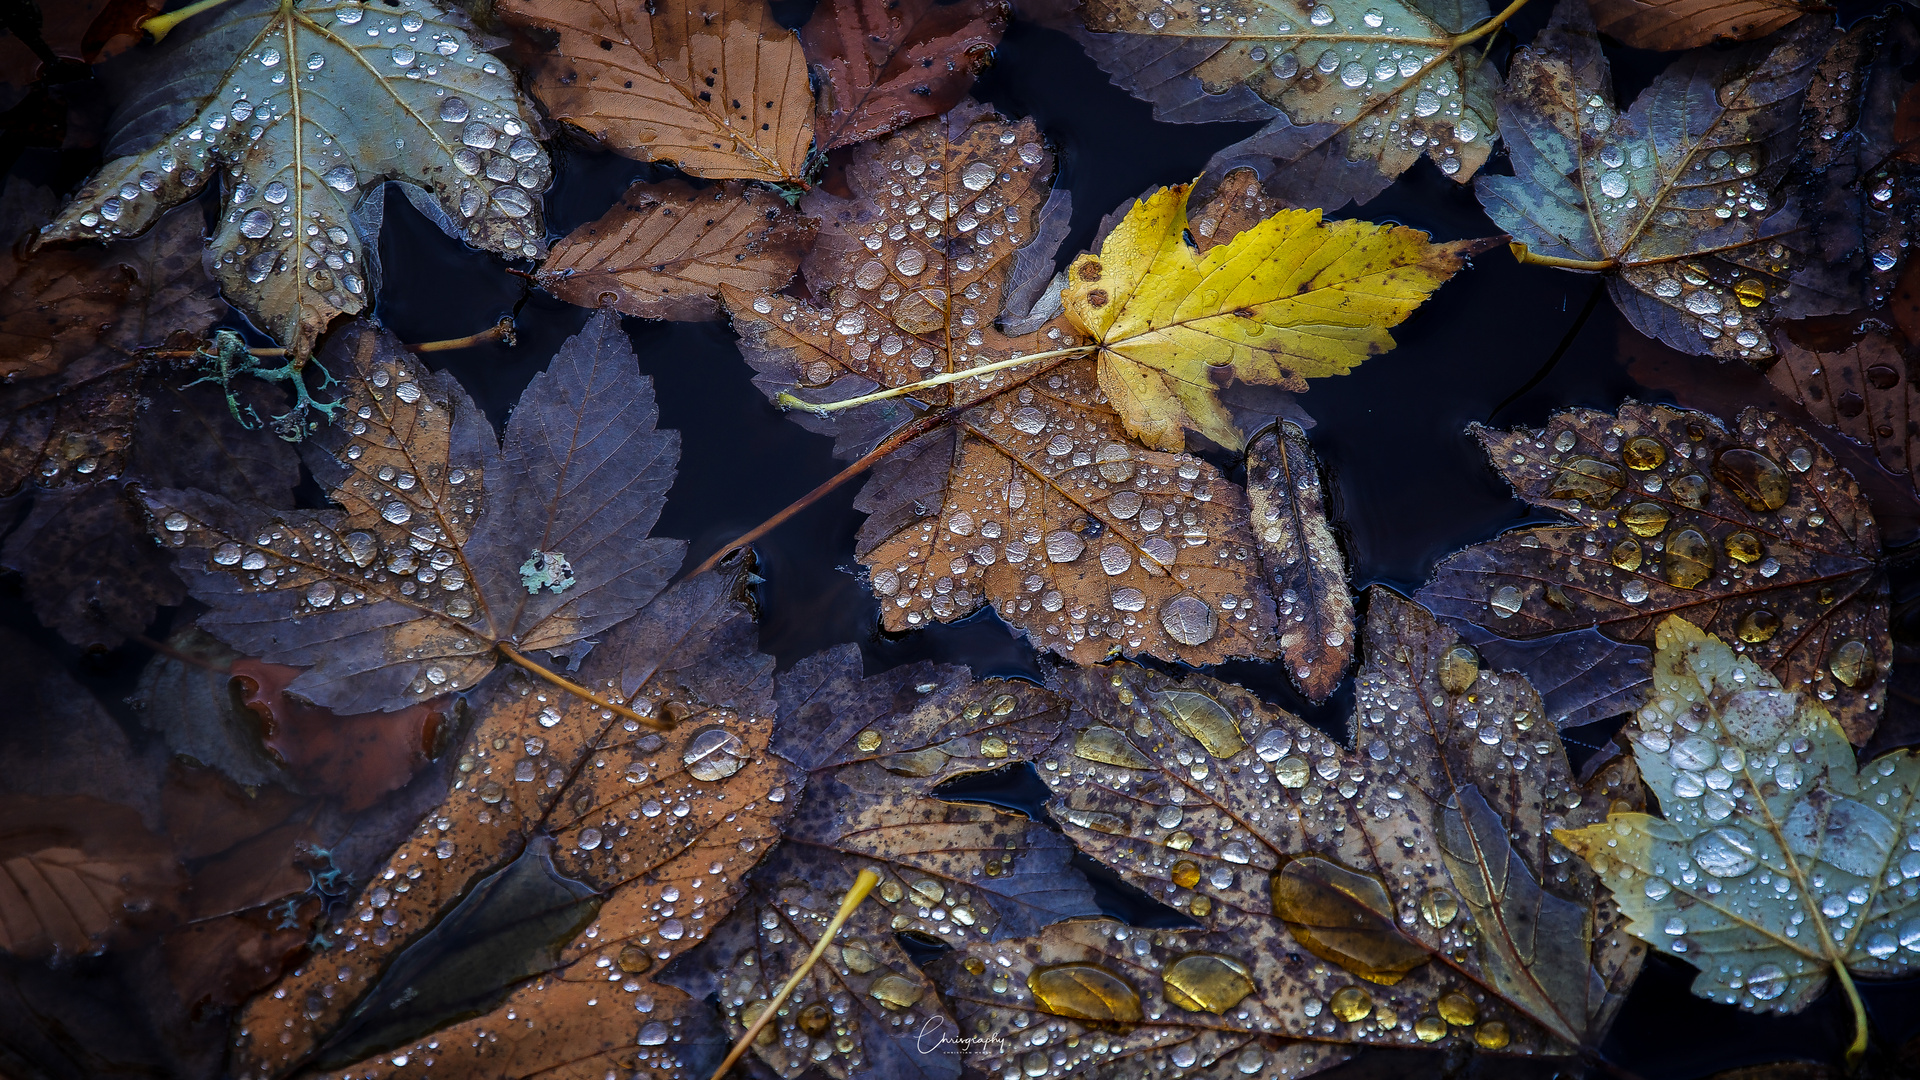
[669,646,1097,1080]
[38,0,551,358]
[1065,0,1506,192]
[0,796,182,960]
[1476,0,1832,361]
[537,179,813,321]
[133,629,290,790]
[1556,617,1919,1029]
[1062,181,1486,450]
[499,0,813,183]
[1417,402,1890,745]
[233,658,448,811]
[140,311,682,715]
[1586,0,1817,51]
[235,565,788,1080]
[802,0,1009,150]
[1247,421,1353,701]
[935,590,1641,1073]
[1764,324,1920,504]
[1452,624,1653,729]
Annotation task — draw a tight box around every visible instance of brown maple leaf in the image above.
[802,0,1010,150]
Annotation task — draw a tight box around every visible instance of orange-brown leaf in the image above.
[802,0,1009,150]
[1588,0,1817,51]
[0,796,181,960]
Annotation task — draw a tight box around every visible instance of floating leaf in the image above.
[235,565,787,1079]
[1247,421,1353,701]
[1476,0,1832,361]
[1586,0,1818,51]
[38,0,551,359]
[802,0,1010,150]
[1062,181,1486,450]
[499,0,813,182]
[1557,617,1920,1044]
[537,180,812,321]
[0,796,181,960]
[140,311,682,715]
[936,591,1641,1072]
[1417,402,1890,745]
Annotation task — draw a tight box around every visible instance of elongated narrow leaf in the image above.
[1248,422,1353,701]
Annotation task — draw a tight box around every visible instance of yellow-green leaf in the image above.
[1061,183,1488,450]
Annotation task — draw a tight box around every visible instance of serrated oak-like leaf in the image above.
[1068,0,1503,192]
[38,0,551,359]
[1248,421,1353,701]
[537,180,811,321]
[1062,182,1485,450]
[141,311,682,715]
[1588,0,1817,51]
[499,0,813,182]
[1557,618,1920,1016]
[803,0,1009,149]
[235,567,788,1080]
[937,591,1641,1071]
[1476,1,1831,361]
[1418,402,1889,744]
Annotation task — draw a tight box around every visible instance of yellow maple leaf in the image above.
[1063,183,1491,450]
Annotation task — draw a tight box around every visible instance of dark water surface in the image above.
[4,3,1920,1078]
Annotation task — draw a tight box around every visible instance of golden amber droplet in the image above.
[1073,726,1153,769]
[1670,473,1709,509]
[856,729,882,752]
[618,945,651,974]
[1664,529,1712,589]
[963,957,986,976]
[1189,895,1213,917]
[1733,278,1767,308]
[881,746,950,777]
[981,736,1009,758]
[1414,1016,1448,1042]
[1723,531,1761,563]
[1272,857,1431,985]
[991,693,1017,715]
[1475,1020,1513,1050]
[1162,954,1257,1013]
[879,879,905,903]
[1171,860,1201,889]
[1712,448,1790,511]
[1622,501,1670,537]
[1736,609,1779,643]
[1545,584,1573,611]
[1830,640,1873,687]
[1610,538,1642,571]
[1623,436,1667,470]
[1156,690,1245,758]
[842,944,878,974]
[798,1003,832,1036]
[870,973,925,1010]
[1329,986,1374,1022]
[1437,645,1479,694]
[741,1001,776,1045]
[1166,830,1195,850]
[1419,888,1459,928]
[1437,991,1479,1026]
[1028,964,1144,1023]
[1548,458,1625,503]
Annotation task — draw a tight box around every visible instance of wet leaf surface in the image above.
[1765,323,1920,504]
[1248,421,1354,701]
[1557,617,1920,1016]
[38,0,551,359]
[803,0,1010,150]
[1587,0,1817,51]
[236,564,788,1080]
[1451,623,1653,729]
[140,312,682,714]
[1477,0,1832,361]
[499,0,813,182]
[1418,402,1890,745]
[537,179,813,321]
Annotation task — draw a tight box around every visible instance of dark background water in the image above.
[3,1,1920,1077]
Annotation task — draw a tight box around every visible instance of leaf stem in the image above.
[775,345,1093,415]
[1834,961,1870,1067]
[142,319,516,361]
[140,0,244,42]
[495,642,670,732]
[1508,242,1618,271]
[708,869,880,1080]
[1451,0,1535,48]
[681,409,953,579]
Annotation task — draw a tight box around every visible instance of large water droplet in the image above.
[1073,726,1153,769]
[1691,827,1758,877]
[1028,964,1143,1022]
[1272,858,1429,984]
[1156,690,1244,757]
[1712,448,1789,511]
[683,725,746,781]
[241,209,274,238]
[1159,595,1217,646]
[1163,954,1256,1013]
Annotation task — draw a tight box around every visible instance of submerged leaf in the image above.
[1558,617,1920,1016]
[1063,182,1485,450]
[537,180,813,321]
[236,566,787,1079]
[1477,0,1832,360]
[141,312,682,714]
[1587,0,1817,51]
[499,0,813,182]
[0,796,181,960]
[1418,402,1889,745]
[1247,422,1353,701]
[803,0,1010,150]
[38,0,551,358]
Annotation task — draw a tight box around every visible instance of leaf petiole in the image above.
[1834,961,1870,1067]
[495,642,672,732]
[775,345,1094,415]
[1450,0,1535,49]
[708,869,881,1080]
[1508,242,1618,271]
[140,0,246,43]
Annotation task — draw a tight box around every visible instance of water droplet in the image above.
[1599,171,1628,198]
[391,44,416,67]
[1437,991,1477,1026]
[1691,827,1758,877]
[213,542,243,565]
[1475,1021,1511,1050]
[961,161,997,191]
[1159,595,1217,646]
[1712,448,1789,511]
[1414,90,1441,117]
[1419,888,1458,928]
[1329,986,1373,1022]
[1254,729,1291,762]
[1272,858,1429,983]
[1489,584,1523,618]
[1550,458,1625,502]
[1340,61,1367,88]
[1161,953,1255,1013]
[1623,437,1666,470]
[1274,756,1309,787]
[1156,690,1243,757]
[1309,5,1334,24]
[1437,645,1479,694]
[382,501,413,525]
[682,725,746,781]
[324,164,357,191]
[1830,640,1873,687]
[492,187,534,218]
[1028,964,1142,1022]
[241,209,273,238]
[1611,538,1643,571]
[1073,727,1153,769]
[1665,528,1712,589]
[306,581,337,607]
[1271,53,1299,78]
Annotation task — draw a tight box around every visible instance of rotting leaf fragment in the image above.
[1248,421,1354,701]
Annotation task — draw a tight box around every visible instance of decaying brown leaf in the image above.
[233,659,449,812]
[537,180,812,321]
[933,590,1642,1076]
[1587,0,1818,52]
[1248,422,1353,702]
[499,0,814,182]
[1418,402,1890,745]
[236,566,788,1080]
[1764,324,1920,503]
[668,646,1098,1080]
[0,796,181,960]
[802,0,1009,150]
